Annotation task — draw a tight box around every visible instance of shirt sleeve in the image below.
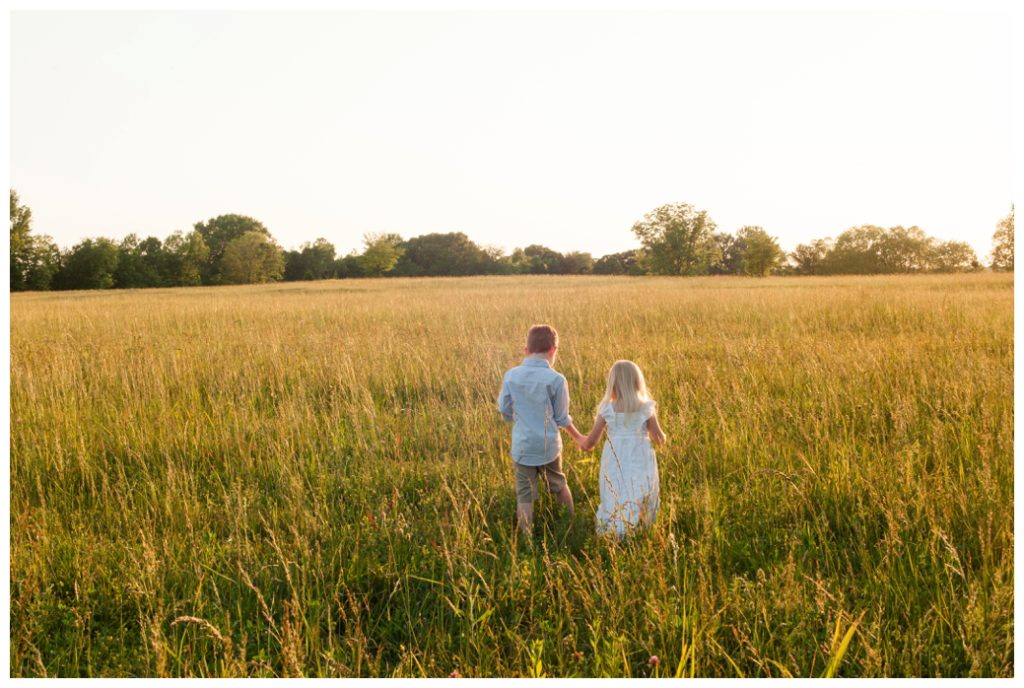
[551,376,573,428]
[497,375,513,422]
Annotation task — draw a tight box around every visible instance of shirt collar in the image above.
[521,355,552,368]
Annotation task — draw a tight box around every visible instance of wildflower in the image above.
[449,670,461,678]
[648,655,660,667]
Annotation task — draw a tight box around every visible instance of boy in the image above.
[497,324,584,534]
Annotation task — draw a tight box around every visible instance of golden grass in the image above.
[9,273,1013,676]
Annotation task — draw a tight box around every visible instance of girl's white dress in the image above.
[595,400,660,536]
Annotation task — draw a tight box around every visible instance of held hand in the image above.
[564,425,588,450]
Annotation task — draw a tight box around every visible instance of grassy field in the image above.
[9,273,1014,677]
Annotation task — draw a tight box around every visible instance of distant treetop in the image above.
[8,190,1006,292]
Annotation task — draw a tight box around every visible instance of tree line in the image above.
[9,191,1014,291]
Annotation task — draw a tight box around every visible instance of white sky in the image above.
[9,10,1014,258]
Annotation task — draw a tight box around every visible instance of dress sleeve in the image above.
[598,401,614,423]
[643,400,657,421]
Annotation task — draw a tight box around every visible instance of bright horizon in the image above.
[10,10,1014,259]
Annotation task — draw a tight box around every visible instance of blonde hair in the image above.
[599,360,653,414]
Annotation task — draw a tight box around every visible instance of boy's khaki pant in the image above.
[514,456,568,505]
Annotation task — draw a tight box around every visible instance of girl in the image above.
[576,360,666,536]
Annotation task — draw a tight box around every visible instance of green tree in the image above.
[358,233,404,277]
[929,240,980,273]
[303,238,338,279]
[283,249,301,280]
[593,250,642,275]
[23,234,61,290]
[54,238,120,290]
[284,238,337,281]
[708,232,741,275]
[505,248,530,274]
[632,203,720,275]
[335,251,365,278]
[735,226,783,276]
[825,225,888,274]
[393,232,489,276]
[164,230,209,286]
[876,225,932,273]
[481,245,515,275]
[508,244,564,274]
[559,251,594,274]
[10,189,34,291]
[114,234,166,288]
[194,214,271,284]
[220,231,285,284]
[990,207,1014,271]
[140,236,170,281]
[790,238,833,275]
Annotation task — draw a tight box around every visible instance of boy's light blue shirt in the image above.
[497,355,573,466]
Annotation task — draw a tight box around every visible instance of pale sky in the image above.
[10,10,1014,258]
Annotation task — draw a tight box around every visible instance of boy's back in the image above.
[498,356,572,465]
[498,324,580,534]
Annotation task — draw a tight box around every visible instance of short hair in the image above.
[526,324,558,353]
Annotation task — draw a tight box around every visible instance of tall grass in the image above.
[9,273,1013,677]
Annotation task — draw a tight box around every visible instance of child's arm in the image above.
[576,414,607,451]
[646,412,667,445]
[562,423,584,442]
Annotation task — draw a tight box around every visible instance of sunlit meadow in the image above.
[9,273,1013,677]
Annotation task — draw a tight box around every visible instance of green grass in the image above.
[9,273,1013,677]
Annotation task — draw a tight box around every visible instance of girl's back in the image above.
[596,399,660,535]
[604,400,656,440]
